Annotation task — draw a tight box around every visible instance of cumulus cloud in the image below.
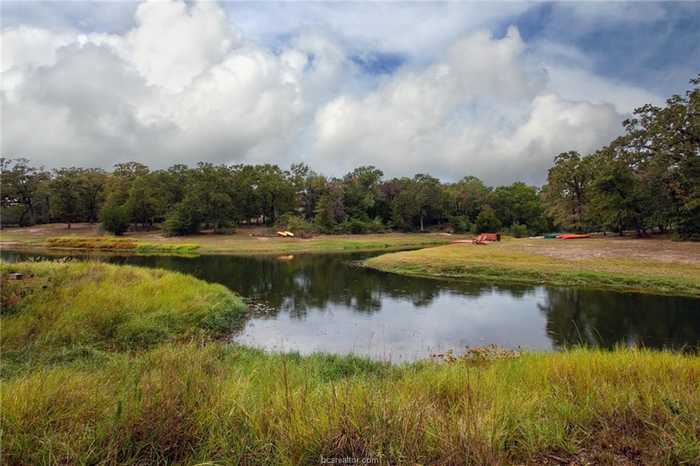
[312,27,623,184]
[0,0,672,184]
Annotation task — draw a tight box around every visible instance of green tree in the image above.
[342,166,384,221]
[125,175,161,229]
[49,168,84,228]
[542,151,593,231]
[0,158,50,226]
[100,204,130,235]
[490,182,546,234]
[474,206,502,233]
[446,176,491,223]
[314,181,346,232]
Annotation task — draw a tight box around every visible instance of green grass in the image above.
[0,261,246,376]
[2,343,698,465]
[1,261,699,465]
[365,242,700,297]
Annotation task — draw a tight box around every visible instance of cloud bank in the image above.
[1,0,682,184]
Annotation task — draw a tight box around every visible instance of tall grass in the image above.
[1,261,245,376]
[1,261,698,465]
[2,344,698,465]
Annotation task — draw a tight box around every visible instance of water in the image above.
[2,249,699,361]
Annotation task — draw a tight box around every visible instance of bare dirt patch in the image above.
[511,236,700,265]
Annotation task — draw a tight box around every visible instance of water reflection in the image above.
[2,250,698,359]
[540,288,700,351]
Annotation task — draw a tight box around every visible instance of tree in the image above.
[253,164,297,224]
[100,204,130,235]
[49,168,84,228]
[104,161,150,207]
[490,182,546,234]
[388,175,445,231]
[163,199,201,236]
[125,175,161,229]
[187,163,236,229]
[0,157,50,226]
[75,168,107,223]
[314,181,346,232]
[475,206,502,233]
[446,176,491,223]
[542,151,593,231]
[342,166,384,221]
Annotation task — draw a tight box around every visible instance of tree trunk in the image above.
[420,211,424,232]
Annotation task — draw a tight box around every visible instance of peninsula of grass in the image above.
[1,261,699,465]
[0,261,246,376]
[364,239,700,297]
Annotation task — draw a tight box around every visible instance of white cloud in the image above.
[312,26,623,184]
[126,0,239,92]
[1,0,672,185]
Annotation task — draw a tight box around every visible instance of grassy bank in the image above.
[0,261,246,376]
[1,261,699,465]
[0,223,457,255]
[2,343,699,465]
[365,239,700,297]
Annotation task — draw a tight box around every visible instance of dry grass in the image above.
[365,237,700,297]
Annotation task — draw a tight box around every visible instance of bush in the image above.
[100,204,130,235]
[163,202,200,236]
[510,223,529,238]
[474,206,502,233]
[449,215,471,233]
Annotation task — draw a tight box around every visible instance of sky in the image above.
[1,1,698,185]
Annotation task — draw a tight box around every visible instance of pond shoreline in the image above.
[1,260,698,465]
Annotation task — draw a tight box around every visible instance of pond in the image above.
[2,250,699,361]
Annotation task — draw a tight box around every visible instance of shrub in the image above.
[510,223,529,238]
[100,204,130,235]
[474,206,502,233]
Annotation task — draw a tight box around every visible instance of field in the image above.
[365,236,700,297]
[0,223,459,255]
[1,261,699,465]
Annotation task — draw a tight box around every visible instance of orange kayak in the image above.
[556,234,590,239]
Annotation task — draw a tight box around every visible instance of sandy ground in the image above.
[511,236,700,265]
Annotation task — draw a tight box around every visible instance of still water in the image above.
[2,250,699,361]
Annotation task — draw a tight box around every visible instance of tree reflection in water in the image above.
[539,288,700,351]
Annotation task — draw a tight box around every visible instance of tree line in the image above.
[1,77,698,239]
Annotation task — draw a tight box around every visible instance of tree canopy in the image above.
[1,75,697,239]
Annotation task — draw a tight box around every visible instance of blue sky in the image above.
[1,1,698,184]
